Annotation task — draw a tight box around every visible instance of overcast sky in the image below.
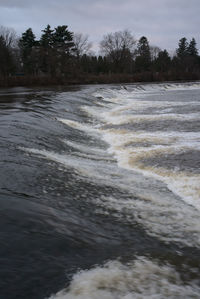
[0,0,199,54]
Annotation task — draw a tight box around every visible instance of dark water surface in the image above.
[0,84,200,299]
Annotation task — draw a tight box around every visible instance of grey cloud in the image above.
[0,0,199,52]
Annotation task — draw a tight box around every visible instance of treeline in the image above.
[0,24,200,86]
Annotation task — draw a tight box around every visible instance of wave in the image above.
[45,82,200,298]
[48,256,200,299]
[88,84,200,210]
[19,143,200,248]
[19,82,200,248]
[58,112,200,211]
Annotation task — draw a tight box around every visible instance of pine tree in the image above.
[19,28,36,51]
[52,26,74,51]
[154,49,171,72]
[187,38,198,56]
[51,25,75,75]
[40,24,54,48]
[19,28,38,74]
[176,37,188,58]
[39,25,54,75]
[135,36,151,71]
[187,38,199,72]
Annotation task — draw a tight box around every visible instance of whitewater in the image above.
[49,83,200,298]
[0,82,200,299]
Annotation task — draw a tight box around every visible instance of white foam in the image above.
[19,147,114,181]
[20,145,200,247]
[83,104,200,126]
[49,257,200,299]
[101,129,200,210]
[93,194,200,247]
[86,84,200,211]
[92,82,200,100]
[58,118,100,136]
[62,140,113,161]
[20,83,200,247]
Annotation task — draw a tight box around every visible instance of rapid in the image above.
[0,82,200,299]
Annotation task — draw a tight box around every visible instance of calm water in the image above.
[0,83,200,299]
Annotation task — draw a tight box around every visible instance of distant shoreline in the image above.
[0,72,200,88]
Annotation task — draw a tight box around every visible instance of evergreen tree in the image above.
[154,49,171,72]
[19,28,36,50]
[176,37,199,73]
[135,36,151,71]
[176,37,188,58]
[19,28,38,74]
[187,38,198,56]
[52,26,74,51]
[137,36,150,56]
[39,25,54,74]
[40,24,54,48]
[187,38,199,71]
[52,25,75,75]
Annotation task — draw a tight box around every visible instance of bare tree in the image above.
[150,45,161,61]
[100,29,136,56]
[100,29,136,72]
[0,25,18,48]
[73,33,92,58]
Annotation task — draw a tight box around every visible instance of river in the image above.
[0,82,200,299]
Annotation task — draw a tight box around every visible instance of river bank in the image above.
[1,71,200,88]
